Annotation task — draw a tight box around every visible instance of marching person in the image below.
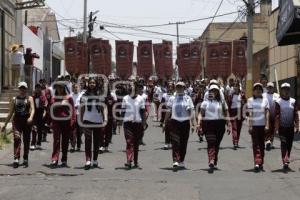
[164,81,196,169]
[195,83,206,143]
[227,82,246,150]
[264,82,279,151]
[50,81,76,168]
[1,82,35,168]
[80,77,107,169]
[275,83,299,170]
[102,91,116,152]
[247,83,270,172]
[161,82,175,150]
[30,83,47,151]
[71,83,82,152]
[153,81,163,121]
[40,79,52,142]
[121,82,147,169]
[197,84,231,173]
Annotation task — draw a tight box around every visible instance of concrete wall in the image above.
[22,25,44,71]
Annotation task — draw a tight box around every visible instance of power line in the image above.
[210,0,225,24]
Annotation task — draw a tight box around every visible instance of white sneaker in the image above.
[99,147,105,152]
[30,145,36,150]
[173,162,179,168]
[163,144,169,149]
[178,162,185,168]
[92,160,99,167]
[85,161,91,166]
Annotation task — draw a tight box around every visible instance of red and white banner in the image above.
[137,40,153,78]
[189,41,202,79]
[206,42,232,79]
[232,40,247,77]
[177,43,191,79]
[153,43,163,79]
[88,38,112,76]
[76,42,88,75]
[64,37,78,75]
[162,40,173,78]
[115,40,134,79]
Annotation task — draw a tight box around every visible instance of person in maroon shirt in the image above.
[49,81,76,168]
[40,79,52,142]
[24,48,40,91]
[102,91,116,152]
[30,84,47,150]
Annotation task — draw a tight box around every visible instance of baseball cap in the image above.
[281,83,291,88]
[18,82,28,89]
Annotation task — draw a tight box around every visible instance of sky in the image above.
[45,0,279,60]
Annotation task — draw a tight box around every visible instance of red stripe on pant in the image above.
[13,117,32,160]
[83,125,103,161]
[279,127,294,164]
[70,116,79,149]
[170,119,190,163]
[203,120,226,165]
[251,126,265,165]
[123,122,143,164]
[103,119,113,148]
[51,121,71,162]
[229,109,243,146]
[265,118,275,142]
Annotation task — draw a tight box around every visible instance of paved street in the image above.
[1,115,300,200]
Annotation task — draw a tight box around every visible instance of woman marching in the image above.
[197,84,231,173]
[80,77,108,169]
[227,82,246,150]
[50,81,76,168]
[161,81,175,150]
[247,83,270,172]
[163,82,196,169]
[275,83,299,170]
[1,82,35,168]
[121,82,147,169]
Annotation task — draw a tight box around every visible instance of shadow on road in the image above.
[271,168,296,173]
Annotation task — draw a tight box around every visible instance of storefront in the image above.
[0,0,18,90]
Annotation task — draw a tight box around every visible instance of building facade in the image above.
[268,8,300,99]
[0,0,23,91]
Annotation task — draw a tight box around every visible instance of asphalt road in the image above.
[1,116,300,200]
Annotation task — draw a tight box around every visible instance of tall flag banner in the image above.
[177,43,191,79]
[232,40,247,77]
[76,42,88,75]
[206,42,221,78]
[218,41,232,78]
[162,40,173,78]
[153,43,163,79]
[64,37,78,75]
[189,41,202,79]
[137,40,153,78]
[88,38,112,76]
[115,40,134,79]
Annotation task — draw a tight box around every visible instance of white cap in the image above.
[176,81,186,87]
[281,83,291,88]
[209,85,220,91]
[267,82,274,87]
[209,79,218,85]
[253,83,263,89]
[18,82,28,89]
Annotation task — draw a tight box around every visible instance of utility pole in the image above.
[176,22,180,46]
[83,0,87,43]
[245,0,255,98]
